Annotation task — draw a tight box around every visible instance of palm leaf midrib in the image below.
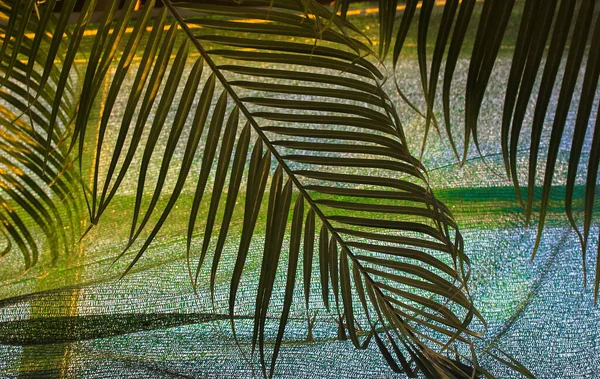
[161,6,481,374]
[163,0,408,291]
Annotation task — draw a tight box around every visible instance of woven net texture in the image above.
[0,31,599,379]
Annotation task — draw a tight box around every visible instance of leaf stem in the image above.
[163,0,367,272]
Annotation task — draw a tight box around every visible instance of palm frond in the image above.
[0,0,80,268]
[385,0,600,295]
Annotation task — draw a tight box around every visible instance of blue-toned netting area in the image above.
[0,156,598,378]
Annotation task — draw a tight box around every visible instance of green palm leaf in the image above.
[384,0,600,298]
[0,0,80,268]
